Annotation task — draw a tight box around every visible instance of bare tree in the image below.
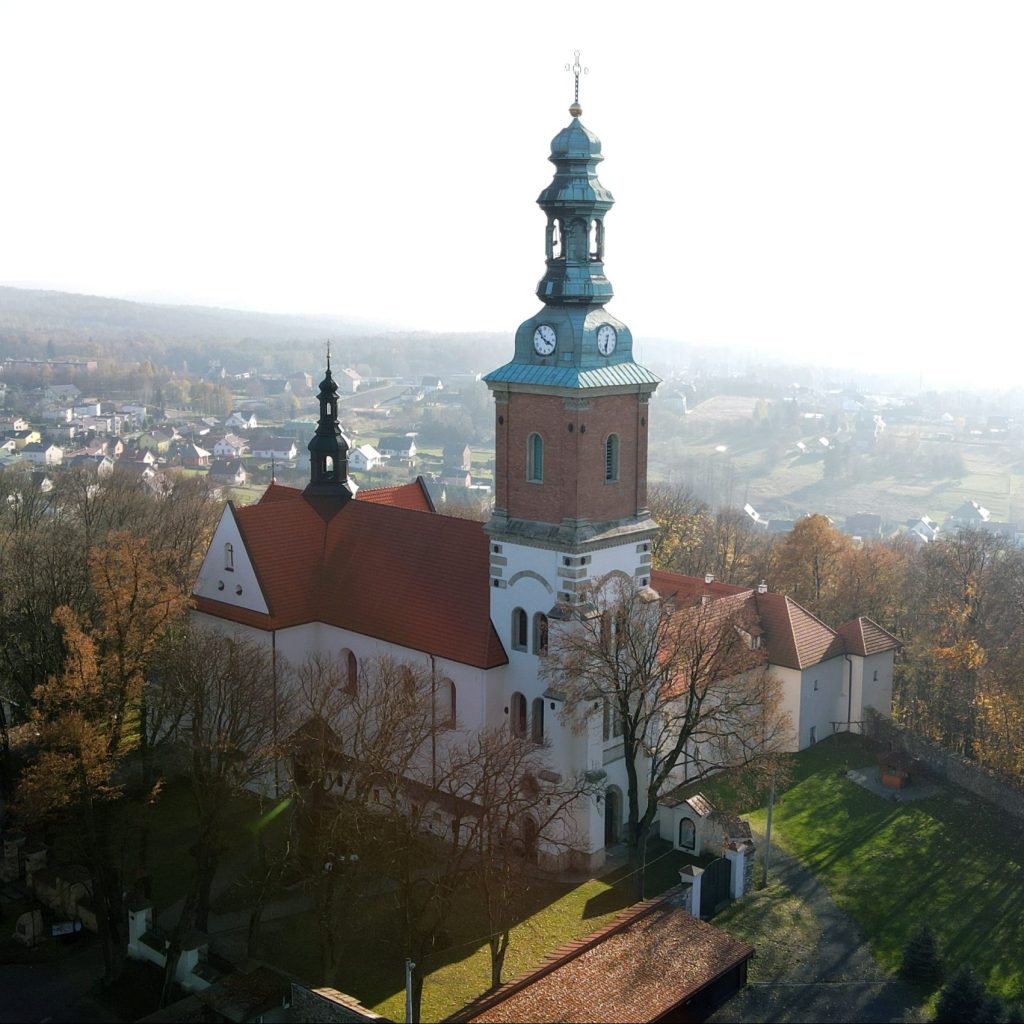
[543,575,790,898]
[154,627,283,1005]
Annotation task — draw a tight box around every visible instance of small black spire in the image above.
[305,356,357,503]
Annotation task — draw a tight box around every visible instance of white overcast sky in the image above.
[2,1,1022,387]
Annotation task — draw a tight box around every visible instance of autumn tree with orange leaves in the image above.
[18,532,187,985]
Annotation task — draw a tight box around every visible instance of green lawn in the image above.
[735,734,1024,1003]
[713,880,819,983]
[257,840,705,1023]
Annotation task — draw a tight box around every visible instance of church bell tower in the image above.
[306,352,358,503]
[484,78,660,606]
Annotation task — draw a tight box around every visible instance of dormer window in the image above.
[224,542,234,572]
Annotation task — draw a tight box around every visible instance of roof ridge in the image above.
[445,891,680,1022]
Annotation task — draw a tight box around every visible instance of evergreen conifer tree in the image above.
[935,964,988,1024]
[900,920,943,985]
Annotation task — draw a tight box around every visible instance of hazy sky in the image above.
[2,2,1022,387]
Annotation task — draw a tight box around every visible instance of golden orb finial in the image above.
[569,101,583,117]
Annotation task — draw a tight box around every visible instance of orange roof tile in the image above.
[753,591,845,670]
[447,890,753,1023]
[837,616,900,656]
[194,484,506,669]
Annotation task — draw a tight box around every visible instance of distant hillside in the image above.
[0,286,511,378]
[0,286,379,344]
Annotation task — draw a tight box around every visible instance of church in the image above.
[191,94,898,870]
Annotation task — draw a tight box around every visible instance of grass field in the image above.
[257,841,711,1023]
[723,734,1024,1003]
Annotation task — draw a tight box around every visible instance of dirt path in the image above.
[710,842,920,1024]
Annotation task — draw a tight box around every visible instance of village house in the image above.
[377,434,417,461]
[214,433,249,458]
[21,442,63,466]
[208,458,247,487]
[349,443,384,472]
[226,410,259,430]
[250,436,298,462]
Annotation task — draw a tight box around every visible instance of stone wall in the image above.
[866,710,1024,821]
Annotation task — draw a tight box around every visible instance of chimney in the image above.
[704,573,714,585]
[758,580,768,594]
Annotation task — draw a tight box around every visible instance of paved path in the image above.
[710,841,919,1024]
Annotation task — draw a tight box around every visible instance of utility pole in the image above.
[761,773,775,888]
[405,959,415,1024]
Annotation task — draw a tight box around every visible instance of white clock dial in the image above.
[533,324,557,356]
[597,324,618,356]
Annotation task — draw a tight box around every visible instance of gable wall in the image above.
[193,507,269,615]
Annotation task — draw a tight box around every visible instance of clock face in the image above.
[533,324,557,356]
[597,324,617,356]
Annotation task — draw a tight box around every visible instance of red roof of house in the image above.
[193,482,505,669]
[446,890,754,1023]
[650,570,888,671]
[837,616,901,656]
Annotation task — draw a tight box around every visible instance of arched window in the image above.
[510,692,527,738]
[345,650,358,695]
[324,455,334,475]
[224,542,234,571]
[679,817,696,851]
[526,433,544,483]
[400,665,416,700]
[531,697,545,744]
[437,677,456,729]
[511,608,528,651]
[533,612,548,655]
[602,699,611,742]
[604,434,619,482]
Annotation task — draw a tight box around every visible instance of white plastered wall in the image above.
[192,506,269,615]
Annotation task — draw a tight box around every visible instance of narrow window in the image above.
[604,434,619,482]
[873,669,879,681]
[602,699,611,742]
[400,665,416,700]
[813,679,819,692]
[324,455,334,475]
[527,433,544,483]
[224,542,234,571]
[510,692,527,738]
[533,612,549,655]
[809,726,817,745]
[531,697,545,744]
[346,650,358,695]
[511,608,528,651]
[436,677,456,729]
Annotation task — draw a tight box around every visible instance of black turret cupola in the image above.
[305,354,357,503]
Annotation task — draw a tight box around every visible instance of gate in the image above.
[700,856,731,917]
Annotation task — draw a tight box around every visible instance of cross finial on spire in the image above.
[565,49,588,117]
[326,339,331,372]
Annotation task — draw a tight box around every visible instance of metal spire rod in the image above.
[326,339,331,372]
[565,49,588,105]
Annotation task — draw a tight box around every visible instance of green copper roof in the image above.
[483,361,660,389]
[486,113,660,394]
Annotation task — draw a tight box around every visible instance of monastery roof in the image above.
[649,569,886,671]
[837,616,901,657]
[446,890,753,1023]
[194,481,505,669]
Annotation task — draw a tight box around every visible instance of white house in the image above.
[377,435,417,460]
[213,433,249,458]
[338,368,362,394]
[21,443,63,466]
[191,106,897,873]
[226,410,259,430]
[349,444,384,471]
[251,437,298,461]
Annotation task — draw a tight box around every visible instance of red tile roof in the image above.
[193,483,506,669]
[446,889,754,1023]
[837,616,900,656]
[358,476,435,512]
[650,570,890,671]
